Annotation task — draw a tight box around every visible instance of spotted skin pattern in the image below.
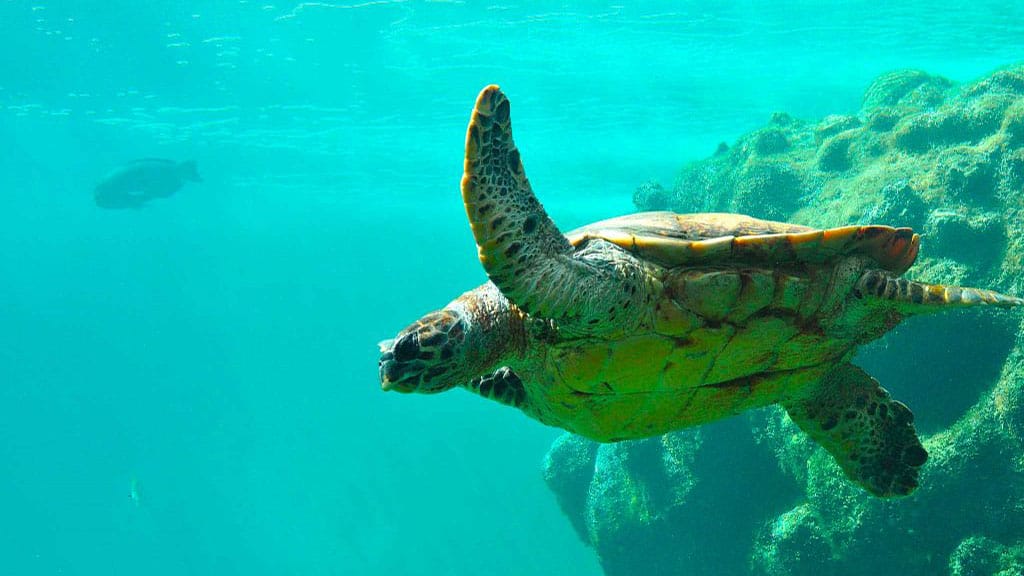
[378,309,468,394]
[377,85,1024,498]
[462,85,652,334]
[784,364,928,497]
[469,366,527,408]
[855,270,1024,308]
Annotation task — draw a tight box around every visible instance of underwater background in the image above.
[4,2,1024,575]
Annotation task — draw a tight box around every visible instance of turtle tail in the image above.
[856,270,1024,311]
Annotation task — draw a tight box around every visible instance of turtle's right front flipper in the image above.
[461,85,650,333]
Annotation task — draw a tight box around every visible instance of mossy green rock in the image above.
[544,65,1024,576]
[543,418,800,576]
[950,536,1024,576]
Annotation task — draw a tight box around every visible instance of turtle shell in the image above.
[566,212,920,275]
[513,212,923,441]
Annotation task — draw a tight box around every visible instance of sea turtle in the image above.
[378,85,1024,497]
[94,158,202,209]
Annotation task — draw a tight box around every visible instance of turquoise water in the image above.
[3,2,1024,574]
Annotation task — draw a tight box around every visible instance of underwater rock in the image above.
[962,66,1024,99]
[750,503,831,576]
[948,536,1024,576]
[731,161,804,220]
[856,179,928,230]
[1001,100,1024,149]
[936,145,1000,205]
[999,148,1024,203]
[664,115,812,220]
[816,129,857,171]
[635,64,1024,283]
[922,209,1004,268]
[669,153,734,214]
[631,181,670,212]
[585,432,702,567]
[547,65,1024,576]
[544,418,800,576]
[815,114,862,145]
[893,91,1014,153]
[861,69,950,112]
[542,434,598,544]
[749,127,791,155]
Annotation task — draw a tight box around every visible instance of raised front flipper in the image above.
[782,363,928,497]
[461,85,650,334]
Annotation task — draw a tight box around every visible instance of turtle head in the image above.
[378,309,469,394]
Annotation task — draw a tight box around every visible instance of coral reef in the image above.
[543,65,1024,575]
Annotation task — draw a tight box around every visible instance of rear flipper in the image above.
[856,270,1024,310]
[783,363,928,497]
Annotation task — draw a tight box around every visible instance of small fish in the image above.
[129,476,140,507]
[94,158,202,210]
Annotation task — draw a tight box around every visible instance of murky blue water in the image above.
[3,2,1024,574]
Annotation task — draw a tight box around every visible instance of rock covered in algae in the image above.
[949,536,1024,576]
[631,180,670,212]
[542,65,1024,576]
[543,418,800,576]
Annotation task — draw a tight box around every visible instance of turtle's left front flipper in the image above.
[461,85,650,333]
[782,363,928,497]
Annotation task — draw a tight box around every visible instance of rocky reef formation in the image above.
[543,65,1024,575]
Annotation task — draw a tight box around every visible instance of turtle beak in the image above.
[379,363,414,393]
[379,360,399,391]
[378,341,398,391]
[378,339,413,393]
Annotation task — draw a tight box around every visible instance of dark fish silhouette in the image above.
[94,159,202,209]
